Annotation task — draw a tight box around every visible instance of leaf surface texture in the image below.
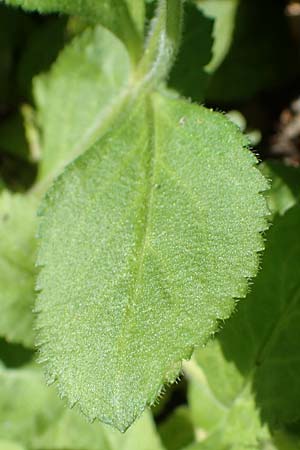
[36,93,268,431]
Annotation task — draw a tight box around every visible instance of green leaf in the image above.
[216,203,300,426]
[0,191,38,347]
[158,406,195,450]
[36,93,268,431]
[0,22,133,347]
[113,411,166,450]
[0,113,29,161]
[272,431,300,450]
[196,0,239,73]
[35,401,165,450]
[260,162,300,217]
[0,442,26,450]
[181,430,300,450]
[185,203,300,446]
[34,25,132,183]
[169,4,214,102]
[184,344,273,450]
[0,338,33,368]
[206,0,299,102]
[0,363,165,450]
[1,0,143,60]
[0,364,61,447]
[170,0,238,102]
[35,410,163,450]
[17,17,66,100]
[126,0,145,36]
[0,4,31,107]
[184,344,300,450]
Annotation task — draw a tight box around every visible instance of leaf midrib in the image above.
[32,1,178,197]
[114,99,158,378]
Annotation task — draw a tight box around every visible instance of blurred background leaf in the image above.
[205,0,299,103]
[196,0,239,73]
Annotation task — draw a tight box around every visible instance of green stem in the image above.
[31,0,184,195]
[136,0,183,88]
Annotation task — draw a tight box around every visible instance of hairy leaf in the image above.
[0,363,165,450]
[0,191,38,347]
[34,25,132,182]
[36,93,268,431]
[1,0,143,58]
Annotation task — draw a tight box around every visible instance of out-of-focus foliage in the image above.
[197,0,239,73]
[206,0,298,102]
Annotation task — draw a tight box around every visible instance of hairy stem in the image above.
[136,0,184,88]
